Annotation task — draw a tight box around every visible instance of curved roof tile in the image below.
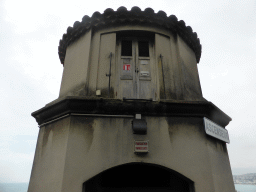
[58,6,202,64]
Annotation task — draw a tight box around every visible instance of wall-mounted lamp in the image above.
[132,114,147,135]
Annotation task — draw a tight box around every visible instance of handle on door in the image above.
[135,68,139,73]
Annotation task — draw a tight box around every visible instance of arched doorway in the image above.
[83,163,194,192]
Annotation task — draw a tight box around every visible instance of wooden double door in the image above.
[118,36,156,100]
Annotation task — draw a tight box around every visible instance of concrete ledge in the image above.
[32,96,231,127]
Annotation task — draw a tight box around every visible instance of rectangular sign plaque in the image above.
[134,141,148,153]
[204,117,230,143]
[123,64,131,71]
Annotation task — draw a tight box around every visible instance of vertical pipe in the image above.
[160,54,166,100]
[106,52,112,98]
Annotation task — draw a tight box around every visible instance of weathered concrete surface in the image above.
[59,30,92,97]
[58,25,204,101]
[177,36,203,100]
[29,8,235,192]
[32,97,231,127]
[28,115,235,192]
[28,118,70,192]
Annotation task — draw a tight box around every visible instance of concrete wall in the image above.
[59,26,203,101]
[28,115,235,192]
[28,118,70,192]
[96,33,116,98]
[177,36,203,100]
[29,19,234,192]
[59,30,92,97]
[155,33,171,99]
[207,137,235,191]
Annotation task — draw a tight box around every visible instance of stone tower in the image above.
[28,7,235,192]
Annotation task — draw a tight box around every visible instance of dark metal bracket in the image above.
[123,97,153,101]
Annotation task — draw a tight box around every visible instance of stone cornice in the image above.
[32,97,231,127]
[58,6,202,65]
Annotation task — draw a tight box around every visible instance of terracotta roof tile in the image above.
[58,6,202,64]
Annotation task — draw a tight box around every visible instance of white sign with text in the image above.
[134,141,148,153]
[204,117,230,143]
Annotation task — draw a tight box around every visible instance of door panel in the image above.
[122,80,135,99]
[119,37,155,100]
[120,58,133,80]
[139,80,152,99]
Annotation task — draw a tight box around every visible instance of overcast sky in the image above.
[0,0,255,183]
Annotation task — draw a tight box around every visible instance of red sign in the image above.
[123,64,131,71]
